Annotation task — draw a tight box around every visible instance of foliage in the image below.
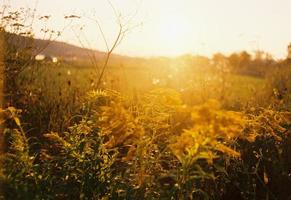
[262,65,291,111]
[1,87,291,199]
[1,104,115,199]
[217,109,291,200]
[1,5,291,200]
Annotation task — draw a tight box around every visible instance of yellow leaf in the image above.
[264,171,269,184]
[216,143,240,158]
[14,117,21,126]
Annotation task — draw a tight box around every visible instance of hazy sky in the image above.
[4,0,291,58]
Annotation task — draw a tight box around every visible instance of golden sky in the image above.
[5,0,291,58]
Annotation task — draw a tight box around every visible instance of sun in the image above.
[157,14,191,55]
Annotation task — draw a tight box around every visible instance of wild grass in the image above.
[1,5,291,199]
[1,87,290,199]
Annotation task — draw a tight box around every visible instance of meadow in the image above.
[0,4,291,200]
[1,55,291,199]
[15,60,266,135]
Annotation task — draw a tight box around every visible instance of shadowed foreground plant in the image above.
[1,105,116,199]
[1,89,291,200]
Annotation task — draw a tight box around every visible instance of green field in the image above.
[18,62,266,104]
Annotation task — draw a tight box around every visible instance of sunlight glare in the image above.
[157,14,191,55]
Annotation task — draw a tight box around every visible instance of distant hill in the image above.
[34,38,106,60]
[5,32,126,61]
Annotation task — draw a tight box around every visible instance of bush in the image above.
[1,89,291,199]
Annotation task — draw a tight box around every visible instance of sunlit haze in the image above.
[5,0,291,58]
